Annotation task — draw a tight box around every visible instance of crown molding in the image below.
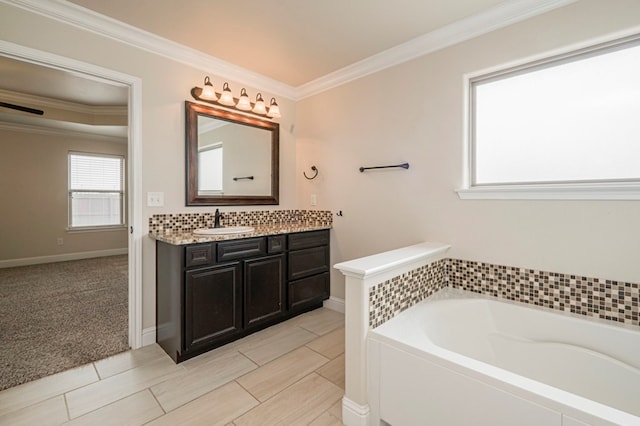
[2,0,297,100]
[2,0,576,101]
[295,0,578,99]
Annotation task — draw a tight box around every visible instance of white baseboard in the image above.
[142,326,156,347]
[0,248,128,268]
[323,296,345,313]
[342,396,370,426]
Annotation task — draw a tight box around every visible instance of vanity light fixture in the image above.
[191,76,282,119]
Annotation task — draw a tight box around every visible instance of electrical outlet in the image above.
[57,237,64,245]
[147,192,164,207]
[310,194,317,206]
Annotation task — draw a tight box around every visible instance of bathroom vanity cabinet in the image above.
[156,229,329,362]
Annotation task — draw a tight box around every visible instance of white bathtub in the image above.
[367,288,640,426]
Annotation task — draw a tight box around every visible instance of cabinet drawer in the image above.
[267,235,286,254]
[288,246,329,280]
[288,273,329,310]
[185,244,214,268]
[288,230,329,251]
[217,237,266,262]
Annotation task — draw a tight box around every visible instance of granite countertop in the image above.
[149,222,332,245]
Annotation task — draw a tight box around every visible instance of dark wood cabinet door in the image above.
[184,262,242,351]
[244,254,285,329]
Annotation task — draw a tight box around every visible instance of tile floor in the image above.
[0,308,345,426]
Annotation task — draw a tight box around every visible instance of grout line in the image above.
[91,362,101,381]
[147,387,167,415]
[63,393,71,422]
[306,396,344,426]
[234,349,260,369]
[233,379,260,403]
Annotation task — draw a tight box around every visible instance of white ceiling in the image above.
[68,0,508,87]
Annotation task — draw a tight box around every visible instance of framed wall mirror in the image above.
[185,101,279,205]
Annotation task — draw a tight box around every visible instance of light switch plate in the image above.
[147,192,164,207]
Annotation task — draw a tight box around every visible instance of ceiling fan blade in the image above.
[0,102,44,115]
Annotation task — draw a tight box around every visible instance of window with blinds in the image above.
[68,152,125,228]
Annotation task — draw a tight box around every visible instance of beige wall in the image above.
[2,0,639,329]
[0,127,128,260]
[296,0,640,299]
[0,3,297,330]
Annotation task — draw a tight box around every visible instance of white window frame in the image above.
[68,152,126,230]
[458,32,640,200]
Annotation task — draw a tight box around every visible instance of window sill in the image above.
[67,225,127,233]
[456,183,640,200]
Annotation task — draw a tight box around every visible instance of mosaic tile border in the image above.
[368,257,639,329]
[369,259,447,328]
[446,259,639,327]
[149,209,332,234]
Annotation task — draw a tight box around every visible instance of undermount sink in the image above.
[193,226,255,235]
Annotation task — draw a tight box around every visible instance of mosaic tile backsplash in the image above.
[149,209,332,234]
[369,258,639,328]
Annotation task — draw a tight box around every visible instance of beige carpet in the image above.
[0,255,129,390]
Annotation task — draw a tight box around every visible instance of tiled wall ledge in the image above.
[334,242,451,426]
[149,209,332,234]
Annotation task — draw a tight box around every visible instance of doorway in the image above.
[0,41,142,387]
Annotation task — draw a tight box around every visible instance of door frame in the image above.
[0,40,144,349]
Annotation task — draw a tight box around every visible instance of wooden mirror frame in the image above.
[185,101,279,206]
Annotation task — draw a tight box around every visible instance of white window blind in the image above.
[69,153,125,228]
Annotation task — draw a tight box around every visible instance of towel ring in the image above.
[304,166,319,180]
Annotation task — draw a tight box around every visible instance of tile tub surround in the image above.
[367,258,639,328]
[149,209,333,234]
[369,259,447,328]
[447,259,639,327]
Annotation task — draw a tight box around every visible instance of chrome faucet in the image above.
[213,208,224,228]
